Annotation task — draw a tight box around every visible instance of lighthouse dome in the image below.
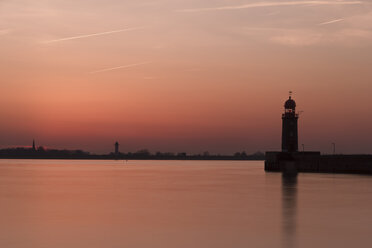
[284,97,296,110]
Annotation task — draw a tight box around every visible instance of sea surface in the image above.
[1,159,372,248]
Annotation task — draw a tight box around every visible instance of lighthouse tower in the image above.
[282,92,299,152]
[115,141,119,157]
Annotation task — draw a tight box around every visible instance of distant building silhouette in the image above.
[115,141,119,157]
[32,139,36,151]
[282,92,298,152]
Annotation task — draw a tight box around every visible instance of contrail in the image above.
[318,18,345,25]
[176,1,362,12]
[90,62,152,74]
[44,27,145,43]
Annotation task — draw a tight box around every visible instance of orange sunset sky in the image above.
[1,0,372,154]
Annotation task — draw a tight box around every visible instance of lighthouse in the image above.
[282,92,299,152]
[115,141,119,156]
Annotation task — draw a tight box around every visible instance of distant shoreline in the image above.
[0,157,264,161]
[0,148,265,161]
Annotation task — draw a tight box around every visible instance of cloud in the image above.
[270,28,372,46]
[319,18,345,25]
[233,24,372,47]
[0,29,11,35]
[90,62,152,74]
[270,32,324,46]
[43,27,145,43]
[265,11,281,16]
[177,1,363,12]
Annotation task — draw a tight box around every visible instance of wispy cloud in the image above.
[319,18,345,25]
[265,11,281,16]
[90,62,152,74]
[270,32,323,46]
[233,23,372,47]
[177,1,363,12]
[270,28,372,46]
[0,29,11,35]
[43,27,145,43]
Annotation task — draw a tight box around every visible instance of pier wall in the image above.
[265,152,372,174]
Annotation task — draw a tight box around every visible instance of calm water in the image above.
[1,160,372,248]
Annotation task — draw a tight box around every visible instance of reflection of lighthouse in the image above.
[282,92,299,152]
[281,174,298,248]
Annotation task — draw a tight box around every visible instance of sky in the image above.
[1,0,372,154]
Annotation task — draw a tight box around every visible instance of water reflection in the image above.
[282,174,298,248]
